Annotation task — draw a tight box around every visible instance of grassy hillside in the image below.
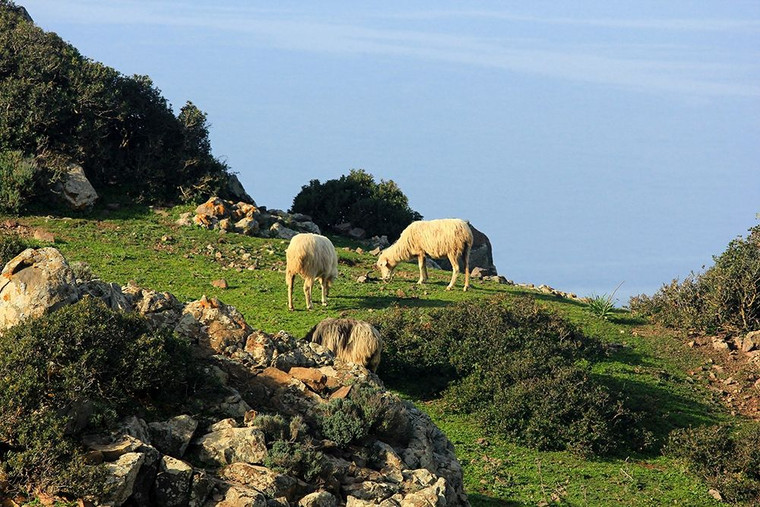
[2,205,750,506]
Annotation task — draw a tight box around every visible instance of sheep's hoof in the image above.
[463,286,469,292]
[288,307,294,312]
[322,302,328,307]
[445,286,453,291]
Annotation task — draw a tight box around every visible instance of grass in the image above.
[1,204,740,505]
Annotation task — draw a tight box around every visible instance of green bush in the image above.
[265,440,329,483]
[0,2,234,205]
[0,297,210,496]
[665,423,760,503]
[316,383,409,448]
[631,224,760,333]
[374,296,651,456]
[290,169,422,240]
[0,150,37,213]
[0,233,32,266]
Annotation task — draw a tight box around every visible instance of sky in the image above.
[19,1,760,303]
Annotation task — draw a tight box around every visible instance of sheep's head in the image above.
[376,255,395,281]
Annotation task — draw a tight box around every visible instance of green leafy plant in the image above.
[264,440,329,482]
[0,233,32,266]
[665,423,760,503]
[290,169,422,240]
[0,150,37,213]
[586,282,623,319]
[631,224,760,333]
[0,297,211,497]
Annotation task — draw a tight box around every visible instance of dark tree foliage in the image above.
[290,169,422,241]
[0,1,233,208]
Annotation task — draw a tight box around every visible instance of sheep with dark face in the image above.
[305,318,382,372]
[376,218,473,291]
[285,233,339,311]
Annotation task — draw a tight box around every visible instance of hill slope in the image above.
[2,206,756,505]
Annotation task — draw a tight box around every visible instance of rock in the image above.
[270,222,298,240]
[712,338,731,351]
[119,416,152,444]
[148,414,199,457]
[175,296,252,354]
[176,212,194,227]
[0,247,79,331]
[469,267,486,280]
[226,174,255,205]
[78,280,131,312]
[123,285,184,331]
[219,463,300,501]
[739,330,760,352]
[104,452,145,506]
[212,278,229,289]
[56,163,99,211]
[196,197,232,219]
[84,434,143,462]
[401,476,448,506]
[436,223,497,275]
[213,482,268,506]
[333,222,353,235]
[348,227,366,240]
[235,217,260,236]
[193,427,268,467]
[708,489,723,501]
[298,490,338,507]
[152,456,193,507]
[33,229,55,242]
[297,221,321,234]
[189,469,214,507]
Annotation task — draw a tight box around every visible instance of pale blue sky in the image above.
[20,1,760,302]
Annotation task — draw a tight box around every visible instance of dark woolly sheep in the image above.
[305,317,382,372]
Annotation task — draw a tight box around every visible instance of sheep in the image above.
[305,317,382,372]
[376,218,473,291]
[285,233,339,311]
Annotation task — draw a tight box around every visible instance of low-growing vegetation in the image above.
[374,296,653,457]
[666,422,760,504]
[0,297,213,497]
[630,224,760,333]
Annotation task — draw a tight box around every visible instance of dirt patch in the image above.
[684,333,760,420]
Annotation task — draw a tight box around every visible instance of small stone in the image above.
[211,279,228,289]
[33,230,55,242]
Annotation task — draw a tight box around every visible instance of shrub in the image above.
[631,224,760,333]
[373,296,651,456]
[665,423,760,503]
[0,297,210,496]
[0,233,32,266]
[0,3,234,206]
[290,169,422,240]
[265,440,329,482]
[0,150,37,213]
[316,383,409,448]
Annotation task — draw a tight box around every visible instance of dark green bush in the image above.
[374,296,651,456]
[316,383,409,448]
[265,440,329,483]
[0,233,32,266]
[665,423,760,503]
[290,169,422,240]
[631,224,760,333]
[0,150,37,213]
[0,2,234,205]
[0,297,209,496]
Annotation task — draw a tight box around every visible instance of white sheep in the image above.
[305,317,382,372]
[285,233,339,311]
[376,218,473,291]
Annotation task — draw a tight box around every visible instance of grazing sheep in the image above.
[377,218,473,291]
[305,318,382,372]
[285,233,339,311]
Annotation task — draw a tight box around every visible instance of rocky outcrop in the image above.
[0,248,469,506]
[0,247,79,331]
[435,222,497,276]
[179,197,321,240]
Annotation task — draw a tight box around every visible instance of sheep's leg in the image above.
[286,272,296,311]
[463,249,470,292]
[417,254,428,284]
[319,277,328,306]
[446,253,459,290]
[303,278,314,310]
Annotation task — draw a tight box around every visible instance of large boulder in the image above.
[0,247,79,331]
[436,222,497,276]
[56,163,99,211]
[226,174,256,205]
